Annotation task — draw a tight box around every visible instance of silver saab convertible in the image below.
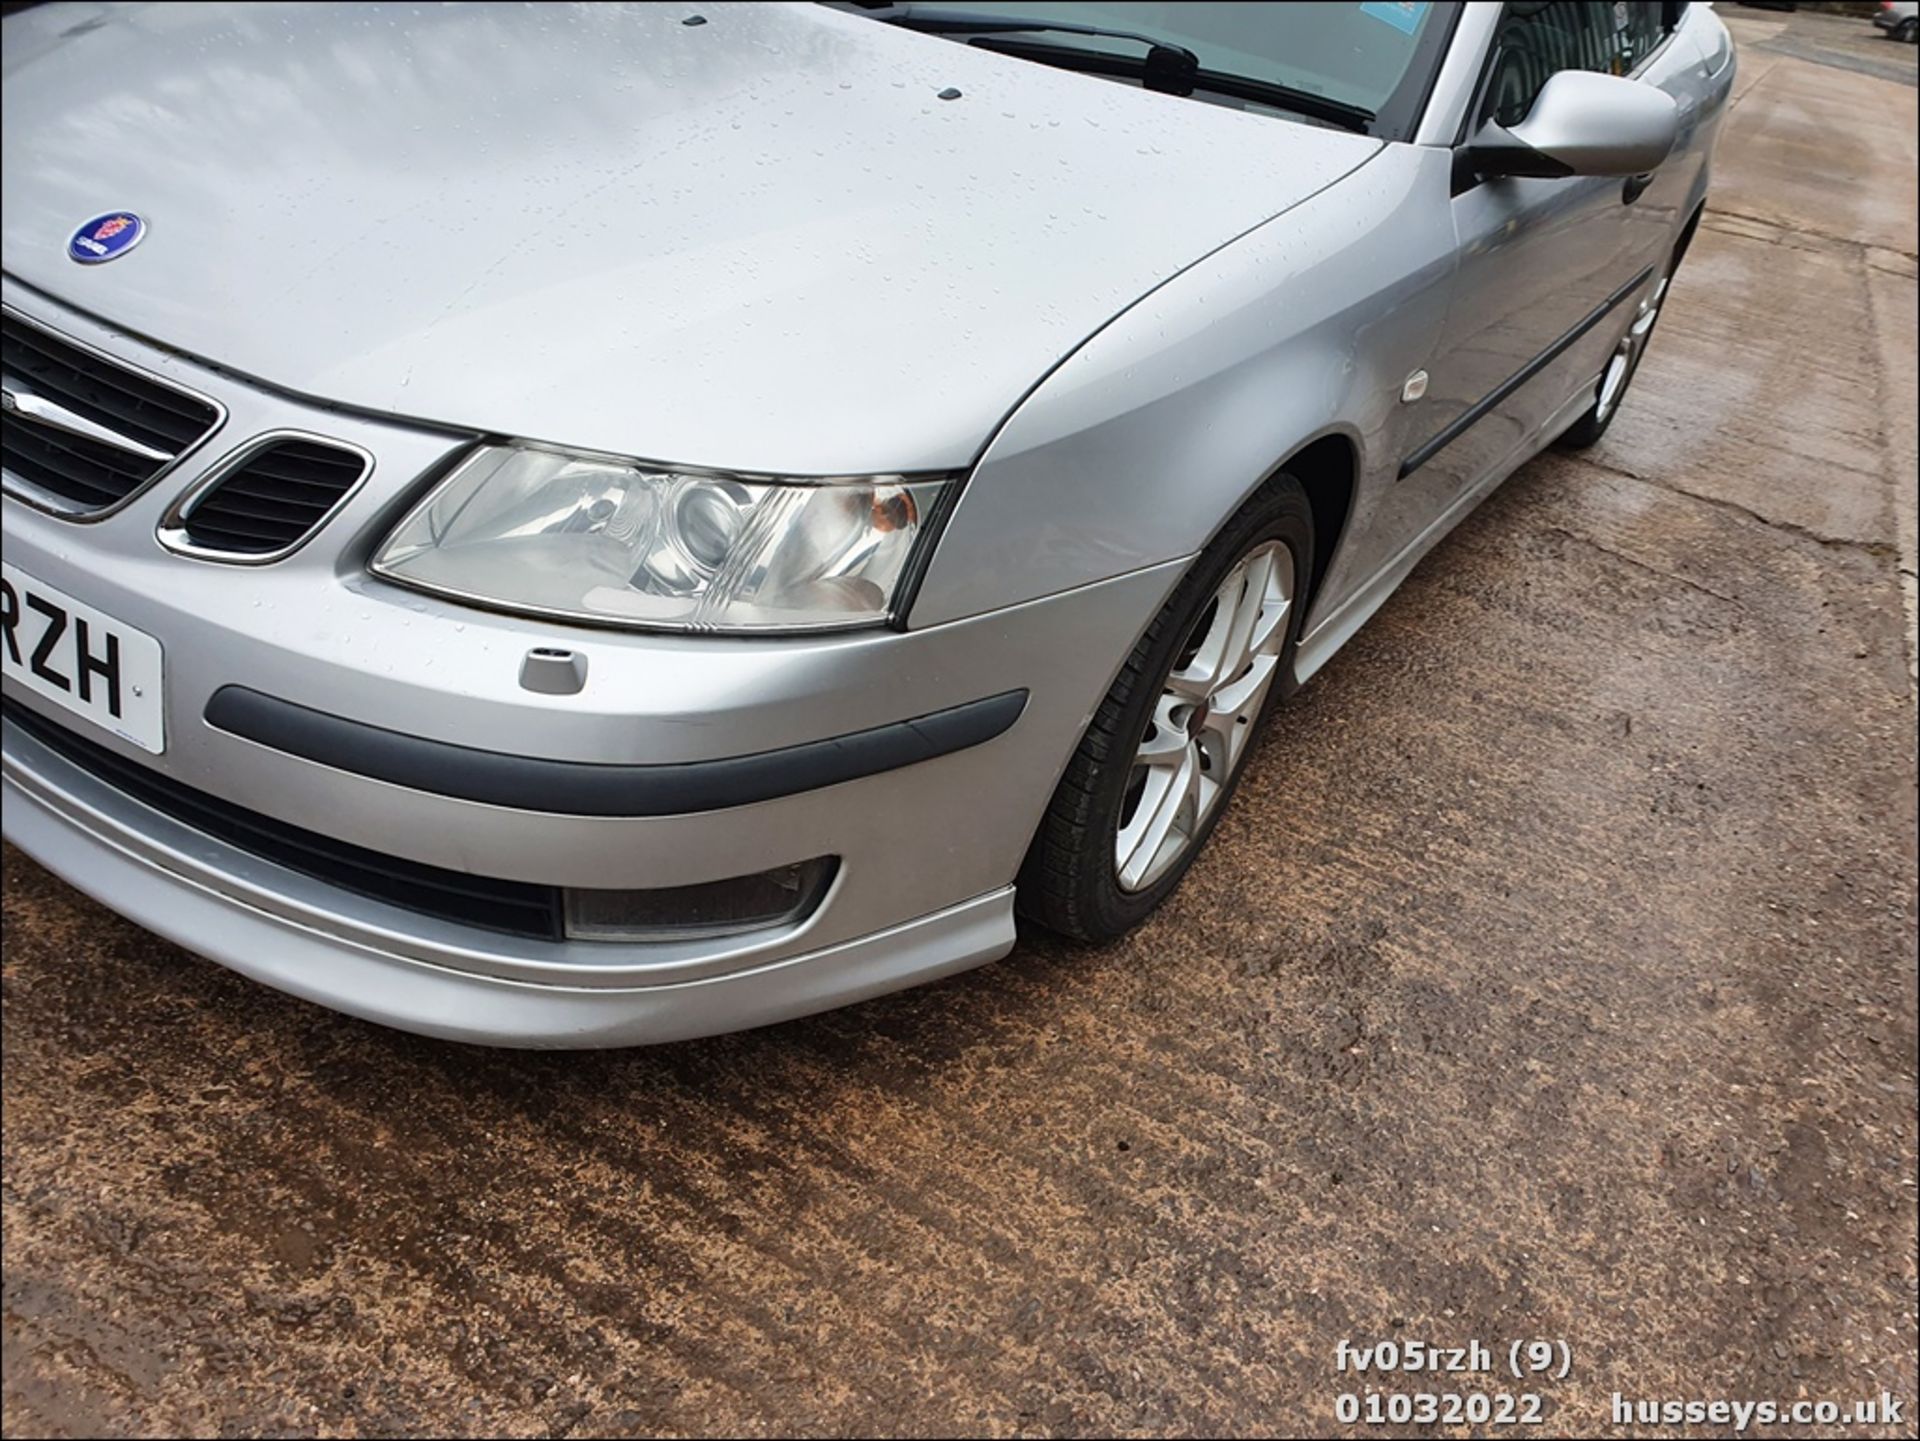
[0,1,1732,1046]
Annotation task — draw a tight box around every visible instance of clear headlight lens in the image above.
[371,446,953,633]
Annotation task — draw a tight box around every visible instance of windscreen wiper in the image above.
[855,4,1201,94]
[839,4,1376,132]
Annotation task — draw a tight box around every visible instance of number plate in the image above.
[1,562,165,753]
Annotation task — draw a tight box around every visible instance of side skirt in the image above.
[1288,380,1601,688]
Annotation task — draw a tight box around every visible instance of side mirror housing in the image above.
[1466,69,1680,181]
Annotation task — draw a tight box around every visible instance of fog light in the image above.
[563,857,836,942]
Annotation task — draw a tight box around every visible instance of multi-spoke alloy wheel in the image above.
[1115,541,1294,892]
[1559,217,1698,452]
[1018,475,1314,944]
[1594,275,1668,426]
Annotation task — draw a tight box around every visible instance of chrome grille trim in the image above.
[0,306,226,520]
[156,430,376,564]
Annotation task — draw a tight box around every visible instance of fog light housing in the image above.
[562,857,836,942]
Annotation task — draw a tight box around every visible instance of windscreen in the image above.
[927,1,1442,114]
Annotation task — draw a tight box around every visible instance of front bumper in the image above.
[0,283,1187,1043]
[3,727,1018,1047]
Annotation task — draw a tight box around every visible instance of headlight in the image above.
[370,446,954,633]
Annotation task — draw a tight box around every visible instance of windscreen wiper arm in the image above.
[849,4,1201,94]
[838,3,1376,131]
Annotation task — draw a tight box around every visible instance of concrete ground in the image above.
[3,7,1915,1438]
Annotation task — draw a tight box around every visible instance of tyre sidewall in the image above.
[1558,233,1688,450]
[1043,479,1315,939]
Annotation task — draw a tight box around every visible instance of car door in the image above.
[1409,2,1677,507]
[1617,4,1716,285]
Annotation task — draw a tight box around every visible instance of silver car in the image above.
[0,1,1732,1046]
[1875,0,1920,43]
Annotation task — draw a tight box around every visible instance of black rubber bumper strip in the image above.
[204,685,1027,818]
[1398,263,1656,481]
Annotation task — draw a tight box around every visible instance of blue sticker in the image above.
[68,211,146,264]
[1359,1,1429,37]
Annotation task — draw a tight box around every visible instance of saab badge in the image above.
[69,211,146,264]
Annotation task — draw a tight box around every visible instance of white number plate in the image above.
[1,562,165,753]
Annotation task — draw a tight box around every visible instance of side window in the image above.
[1485,2,1671,129]
[1622,2,1668,62]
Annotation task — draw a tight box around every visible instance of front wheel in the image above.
[1898,18,1919,43]
[1017,476,1313,943]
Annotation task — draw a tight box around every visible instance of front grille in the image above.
[4,701,564,940]
[1,418,163,511]
[1,311,222,513]
[172,437,369,557]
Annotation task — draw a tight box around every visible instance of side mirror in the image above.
[1466,70,1679,181]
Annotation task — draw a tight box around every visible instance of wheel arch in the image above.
[1674,197,1707,265]
[1181,425,1364,646]
[1274,430,1360,628]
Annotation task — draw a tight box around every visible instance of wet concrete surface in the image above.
[1738,4,1919,89]
[4,13,1917,1440]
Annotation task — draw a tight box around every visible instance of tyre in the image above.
[1556,229,1691,450]
[1017,475,1314,943]
[1898,18,1919,43]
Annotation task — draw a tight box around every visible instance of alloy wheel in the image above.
[1114,540,1295,892]
[1595,274,1670,425]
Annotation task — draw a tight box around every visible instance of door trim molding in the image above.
[1398,263,1655,480]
